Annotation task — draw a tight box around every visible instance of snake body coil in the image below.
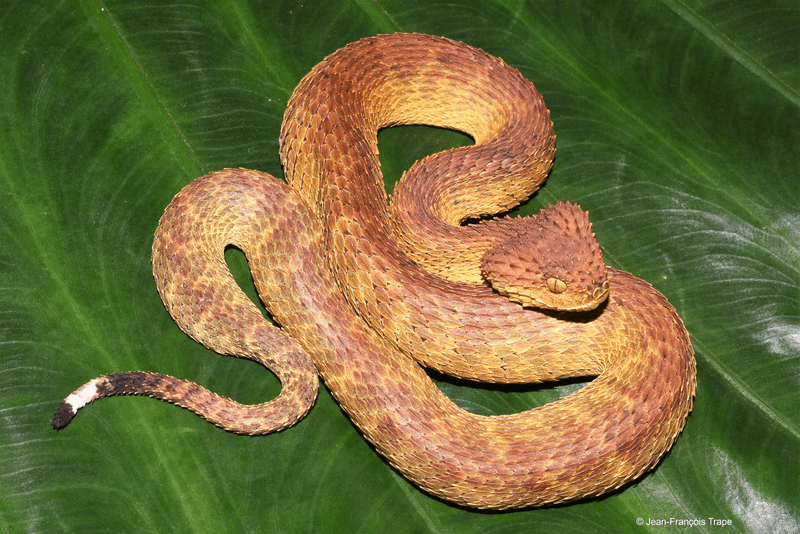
[54,33,696,510]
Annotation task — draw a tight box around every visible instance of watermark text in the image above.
[636,517,733,527]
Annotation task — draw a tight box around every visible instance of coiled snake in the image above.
[54,33,696,509]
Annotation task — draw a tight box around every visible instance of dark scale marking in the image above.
[52,402,76,430]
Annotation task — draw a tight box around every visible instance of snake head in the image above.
[480,202,610,312]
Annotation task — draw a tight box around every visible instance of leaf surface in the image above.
[1,1,798,532]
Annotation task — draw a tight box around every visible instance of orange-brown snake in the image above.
[55,33,696,509]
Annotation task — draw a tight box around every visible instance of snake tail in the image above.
[53,369,316,435]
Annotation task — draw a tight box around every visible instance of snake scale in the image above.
[54,33,696,509]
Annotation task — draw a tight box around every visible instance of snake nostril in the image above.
[592,280,611,299]
[546,277,567,294]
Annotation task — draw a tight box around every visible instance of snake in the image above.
[53,33,696,510]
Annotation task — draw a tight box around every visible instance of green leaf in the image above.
[2,1,798,532]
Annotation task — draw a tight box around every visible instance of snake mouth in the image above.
[513,279,611,312]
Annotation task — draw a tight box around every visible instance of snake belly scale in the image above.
[54,33,696,510]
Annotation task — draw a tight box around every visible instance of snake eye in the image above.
[546,277,567,294]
